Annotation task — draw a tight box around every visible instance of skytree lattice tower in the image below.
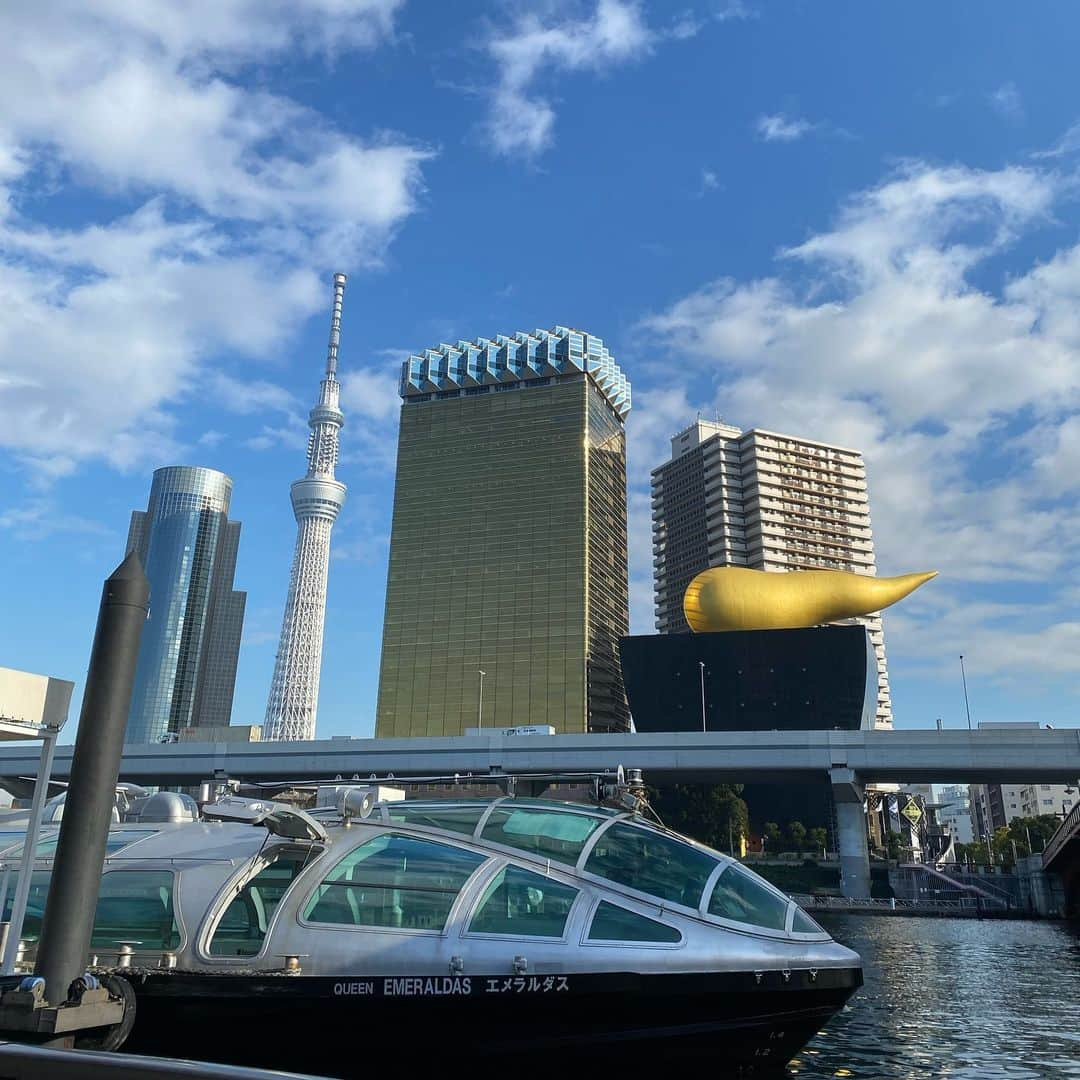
[264,273,348,741]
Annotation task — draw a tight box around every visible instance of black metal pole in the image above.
[35,553,149,1005]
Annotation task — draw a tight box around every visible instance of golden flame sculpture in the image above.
[683,566,937,633]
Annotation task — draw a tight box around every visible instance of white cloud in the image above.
[1033,118,1080,160]
[0,2,429,478]
[209,373,298,416]
[340,368,401,423]
[756,113,814,142]
[245,423,307,453]
[480,1,663,158]
[989,81,1023,121]
[337,366,402,472]
[638,160,1080,684]
[332,492,390,564]
[713,1,755,22]
[0,498,112,541]
[696,168,720,197]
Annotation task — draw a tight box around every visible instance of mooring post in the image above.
[34,552,149,1006]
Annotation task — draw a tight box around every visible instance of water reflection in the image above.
[793,916,1080,1078]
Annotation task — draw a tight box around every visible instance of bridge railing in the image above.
[1043,800,1080,868]
[792,894,987,914]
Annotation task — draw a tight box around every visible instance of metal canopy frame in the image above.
[0,718,61,975]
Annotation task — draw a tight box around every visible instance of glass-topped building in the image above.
[375,326,631,737]
[125,466,247,743]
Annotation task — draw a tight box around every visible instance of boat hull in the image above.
[117,966,861,1076]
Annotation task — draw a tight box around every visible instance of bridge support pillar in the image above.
[831,768,871,900]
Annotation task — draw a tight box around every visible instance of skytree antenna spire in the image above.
[264,273,348,741]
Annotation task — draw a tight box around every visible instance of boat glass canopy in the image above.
[210,854,312,957]
[386,802,489,836]
[481,806,605,866]
[707,864,791,931]
[587,901,682,944]
[468,864,578,938]
[584,822,717,909]
[1,867,180,950]
[302,833,485,931]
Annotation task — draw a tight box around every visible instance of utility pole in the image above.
[699,661,707,733]
[960,654,973,731]
[477,669,486,730]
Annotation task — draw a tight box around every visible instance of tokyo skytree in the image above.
[263,273,348,741]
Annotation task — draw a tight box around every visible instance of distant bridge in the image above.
[1043,800,1080,918]
[0,728,1076,788]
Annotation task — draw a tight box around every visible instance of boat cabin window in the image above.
[480,807,604,866]
[468,865,578,938]
[0,871,50,942]
[386,803,488,837]
[303,833,484,932]
[586,901,682,944]
[791,907,824,934]
[91,870,180,951]
[584,823,717,908]
[0,830,30,856]
[0,830,155,861]
[209,855,312,957]
[1,869,179,950]
[707,865,789,931]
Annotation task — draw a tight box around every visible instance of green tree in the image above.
[991,825,1026,868]
[787,820,807,854]
[884,828,902,861]
[809,827,828,855]
[648,784,749,853]
[763,822,782,853]
[954,841,987,867]
[1006,815,1062,855]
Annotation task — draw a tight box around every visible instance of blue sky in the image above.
[3,0,1080,740]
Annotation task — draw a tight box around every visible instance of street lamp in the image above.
[477,669,486,730]
[698,661,707,733]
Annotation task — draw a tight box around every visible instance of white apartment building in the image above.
[1020,783,1077,820]
[969,781,1077,835]
[933,784,974,844]
[651,419,893,728]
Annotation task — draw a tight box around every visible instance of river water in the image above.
[791,916,1080,1079]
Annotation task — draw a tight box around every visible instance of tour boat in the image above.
[1,777,861,1075]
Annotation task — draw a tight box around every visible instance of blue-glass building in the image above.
[125,466,246,743]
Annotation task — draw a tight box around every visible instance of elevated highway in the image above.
[2,728,1076,903]
[0,727,1076,787]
